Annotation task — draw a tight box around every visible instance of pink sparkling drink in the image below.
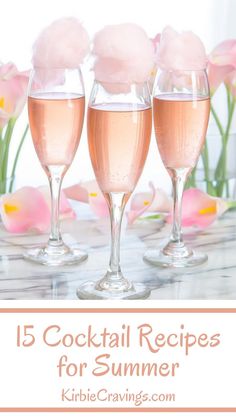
[28,92,85,169]
[88,103,152,193]
[153,94,210,170]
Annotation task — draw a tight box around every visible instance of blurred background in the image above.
[1,0,235,193]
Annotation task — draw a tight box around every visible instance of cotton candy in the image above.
[32,17,90,68]
[92,23,155,90]
[156,26,207,71]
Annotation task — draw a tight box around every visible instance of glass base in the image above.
[143,248,208,268]
[24,243,88,267]
[77,281,150,300]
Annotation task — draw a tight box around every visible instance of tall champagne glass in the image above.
[25,67,87,266]
[77,81,152,299]
[144,69,210,268]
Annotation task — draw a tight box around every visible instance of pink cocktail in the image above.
[25,68,87,266]
[88,103,151,193]
[77,81,152,299]
[144,70,210,268]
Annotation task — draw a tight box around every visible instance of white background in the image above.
[1,0,236,192]
[0,306,235,408]
[0,300,234,416]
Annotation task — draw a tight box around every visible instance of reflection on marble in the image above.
[0,203,236,300]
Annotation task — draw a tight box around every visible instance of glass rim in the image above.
[94,79,150,85]
[31,66,82,71]
[156,67,207,73]
[28,92,85,98]
[153,93,210,99]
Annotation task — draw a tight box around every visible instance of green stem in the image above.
[214,94,235,197]
[0,119,16,194]
[201,140,217,196]
[225,97,235,144]
[0,128,3,170]
[210,103,224,137]
[228,201,236,210]
[140,214,163,220]
[185,168,197,189]
[9,124,29,192]
[227,85,231,116]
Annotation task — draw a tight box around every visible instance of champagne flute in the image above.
[144,70,210,268]
[25,67,87,266]
[144,69,210,268]
[77,81,152,299]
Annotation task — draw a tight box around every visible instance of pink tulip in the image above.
[225,70,236,98]
[0,62,29,128]
[0,187,51,233]
[64,181,109,218]
[167,188,229,229]
[65,181,172,223]
[208,39,236,93]
[127,182,172,225]
[0,185,76,233]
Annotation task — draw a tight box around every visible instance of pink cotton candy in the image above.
[32,17,90,68]
[147,33,161,94]
[92,23,155,90]
[157,26,207,71]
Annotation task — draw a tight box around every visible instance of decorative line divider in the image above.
[0,308,236,313]
[0,407,235,412]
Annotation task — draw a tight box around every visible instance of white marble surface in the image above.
[0,205,236,300]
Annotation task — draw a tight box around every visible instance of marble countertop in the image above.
[0,204,236,300]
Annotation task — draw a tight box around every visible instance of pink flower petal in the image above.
[127,182,171,225]
[127,182,156,225]
[0,62,29,127]
[208,62,234,93]
[167,188,229,229]
[39,186,76,220]
[0,187,50,233]
[64,181,109,218]
[208,39,236,92]
[64,183,89,203]
[225,69,236,97]
[209,39,236,66]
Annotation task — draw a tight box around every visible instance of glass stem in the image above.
[163,168,191,257]
[171,168,188,243]
[108,192,127,277]
[95,191,133,292]
[48,165,65,247]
